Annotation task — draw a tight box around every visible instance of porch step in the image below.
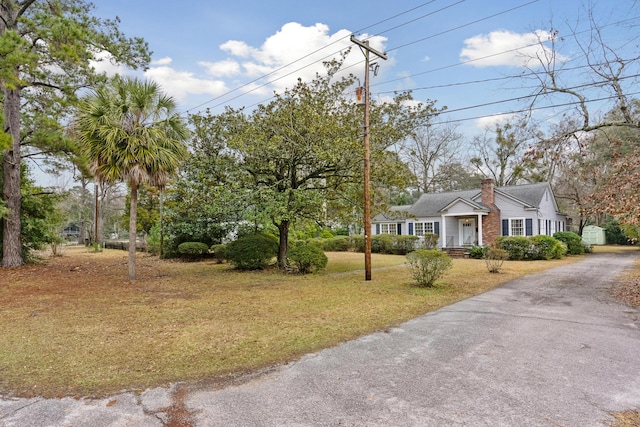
[442,247,470,258]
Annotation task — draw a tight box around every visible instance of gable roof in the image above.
[490,182,552,209]
[409,189,487,217]
[374,182,559,221]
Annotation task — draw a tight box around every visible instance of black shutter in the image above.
[376,224,380,234]
[502,219,509,236]
[408,223,414,235]
[397,223,402,235]
[434,222,440,236]
[525,218,533,236]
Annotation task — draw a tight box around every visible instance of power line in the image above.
[183,0,442,114]
[181,0,537,115]
[376,60,639,95]
[181,2,640,125]
[438,90,640,125]
[386,0,539,53]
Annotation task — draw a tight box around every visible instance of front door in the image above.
[459,218,476,246]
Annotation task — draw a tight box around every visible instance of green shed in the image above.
[582,225,606,245]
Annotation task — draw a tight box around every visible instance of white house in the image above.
[372,179,567,248]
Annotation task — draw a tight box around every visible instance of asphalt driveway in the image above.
[1,251,639,426]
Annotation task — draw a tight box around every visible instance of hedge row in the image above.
[495,235,567,260]
[292,234,428,255]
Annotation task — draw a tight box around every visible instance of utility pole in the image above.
[351,35,387,281]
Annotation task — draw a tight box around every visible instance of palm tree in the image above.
[76,76,189,280]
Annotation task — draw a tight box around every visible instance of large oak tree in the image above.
[193,60,438,266]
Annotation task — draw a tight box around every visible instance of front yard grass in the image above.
[0,246,584,398]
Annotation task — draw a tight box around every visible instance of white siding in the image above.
[445,200,480,214]
[538,188,562,220]
[493,193,530,218]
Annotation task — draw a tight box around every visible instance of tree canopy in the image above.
[187,59,440,266]
[1,0,150,267]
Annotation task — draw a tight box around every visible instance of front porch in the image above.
[441,214,486,249]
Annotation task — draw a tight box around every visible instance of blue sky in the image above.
[88,0,638,138]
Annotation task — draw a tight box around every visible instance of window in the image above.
[380,223,397,235]
[510,218,524,236]
[414,221,434,236]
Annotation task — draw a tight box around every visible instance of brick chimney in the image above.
[481,179,500,246]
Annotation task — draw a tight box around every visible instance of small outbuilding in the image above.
[582,225,606,245]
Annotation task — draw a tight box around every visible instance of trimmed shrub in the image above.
[529,235,566,260]
[469,245,488,259]
[287,244,328,274]
[224,232,278,270]
[484,248,509,273]
[350,235,365,253]
[372,234,394,254]
[495,236,532,260]
[421,233,439,249]
[393,235,420,255]
[553,231,585,255]
[317,236,350,252]
[406,249,453,287]
[210,244,227,264]
[177,242,210,260]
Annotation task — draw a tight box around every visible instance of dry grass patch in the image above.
[611,410,640,427]
[608,246,640,308]
[0,246,582,398]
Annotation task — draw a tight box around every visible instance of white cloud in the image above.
[218,22,389,93]
[144,65,228,102]
[90,50,126,76]
[220,40,255,58]
[198,59,241,77]
[152,57,173,66]
[460,30,568,68]
[474,113,516,129]
[112,22,391,111]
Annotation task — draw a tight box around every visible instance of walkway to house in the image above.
[1,251,639,426]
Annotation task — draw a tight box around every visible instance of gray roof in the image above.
[409,189,486,217]
[375,182,553,220]
[494,182,551,208]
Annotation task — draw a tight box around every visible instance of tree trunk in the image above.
[128,182,138,280]
[277,220,290,268]
[2,86,23,267]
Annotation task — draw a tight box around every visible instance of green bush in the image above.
[393,235,420,255]
[177,242,210,260]
[484,248,509,273]
[146,225,161,256]
[406,249,452,287]
[495,236,532,260]
[529,235,566,260]
[469,245,488,259]
[224,233,278,270]
[553,231,584,255]
[317,236,350,252]
[371,234,394,254]
[421,233,439,249]
[210,244,227,263]
[350,235,365,253]
[319,229,334,239]
[287,244,328,274]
